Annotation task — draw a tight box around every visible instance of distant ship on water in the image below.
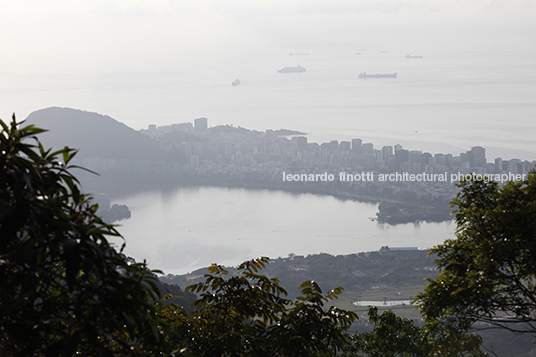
[406,55,423,59]
[358,72,397,79]
[277,65,306,73]
[231,79,241,86]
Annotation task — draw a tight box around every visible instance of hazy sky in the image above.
[1,0,535,149]
[1,0,535,73]
[2,1,535,273]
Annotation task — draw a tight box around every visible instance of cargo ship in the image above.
[406,55,423,59]
[358,72,397,78]
[277,65,306,73]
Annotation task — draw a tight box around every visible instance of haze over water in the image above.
[1,1,535,274]
[2,2,535,160]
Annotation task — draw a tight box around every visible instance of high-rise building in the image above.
[339,141,351,151]
[494,157,503,173]
[351,138,362,153]
[421,152,433,166]
[468,146,486,167]
[508,158,522,174]
[329,140,339,152]
[292,136,308,148]
[434,153,446,165]
[362,143,373,154]
[394,149,409,170]
[409,150,422,162]
[382,146,393,162]
[194,117,208,132]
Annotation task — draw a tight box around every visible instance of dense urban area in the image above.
[75,116,535,223]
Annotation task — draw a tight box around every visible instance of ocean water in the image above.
[3,25,535,161]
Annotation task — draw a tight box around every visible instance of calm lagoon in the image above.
[111,186,455,275]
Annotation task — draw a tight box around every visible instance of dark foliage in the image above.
[0,115,163,356]
[416,172,536,334]
[156,257,359,356]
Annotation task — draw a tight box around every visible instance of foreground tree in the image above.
[154,258,486,356]
[416,172,536,334]
[353,307,486,356]
[155,257,358,356]
[0,116,163,355]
